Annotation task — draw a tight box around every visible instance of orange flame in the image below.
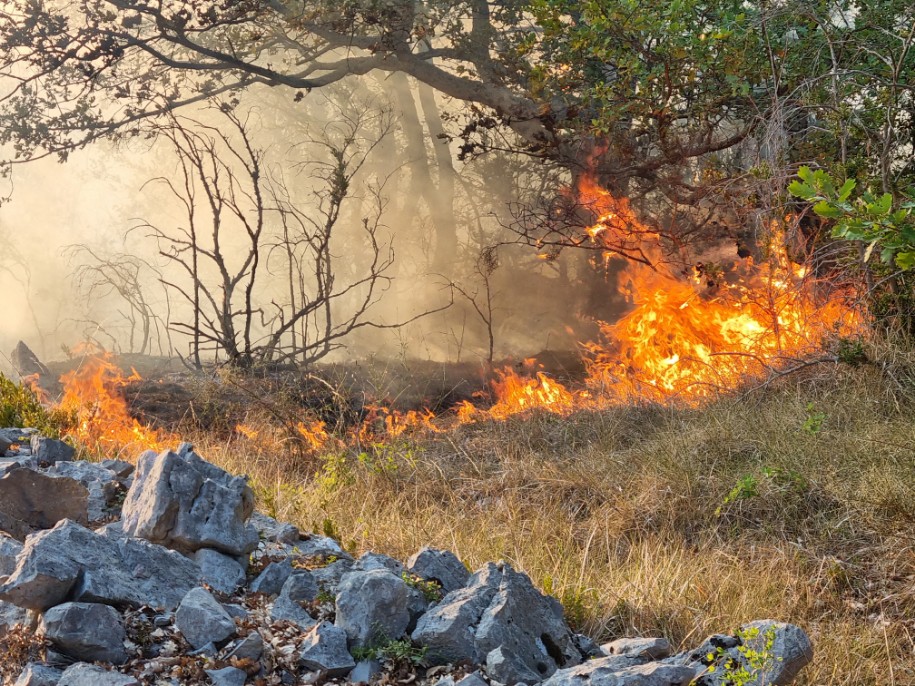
[58,354,172,457]
[296,420,330,451]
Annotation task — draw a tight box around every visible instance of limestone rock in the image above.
[204,667,247,686]
[0,519,200,611]
[29,437,75,465]
[40,602,128,664]
[0,599,31,637]
[335,568,411,648]
[408,547,470,593]
[250,559,292,595]
[413,561,582,681]
[353,551,405,575]
[541,660,697,686]
[602,637,672,660]
[193,548,246,595]
[175,587,237,650]
[270,571,319,629]
[0,533,23,576]
[57,663,139,686]
[299,620,356,677]
[0,469,89,539]
[249,511,300,544]
[225,631,264,662]
[486,645,544,685]
[121,448,258,556]
[13,663,64,686]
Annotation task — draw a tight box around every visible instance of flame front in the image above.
[58,354,172,456]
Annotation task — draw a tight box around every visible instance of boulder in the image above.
[310,559,353,593]
[193,548,246,595]
[121,448,258,556]
[175,587,237,650]
[413,561,582,681]
[335,568,412,648]
[486,645,544,685]
[49,461,121,522]
[683,620,813,686]
[541,660,697,686]
[408,547,470,593]
[100,459,135,478]
[57,663,139,686]
[40,602,128,664]
[29,437,75,465]
[602,637,672,660]
[353,551,405,575]
[0,519,200,611]
[0,533,23,576]
[225,631,264,662]
[0,469,89,539]
[13,663,64,686]
[299,620,356,677]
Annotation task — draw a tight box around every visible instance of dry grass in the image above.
[152,356,915,685]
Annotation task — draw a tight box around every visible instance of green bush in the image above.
[0,373,60,437]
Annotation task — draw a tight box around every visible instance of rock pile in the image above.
[0,431,814,686]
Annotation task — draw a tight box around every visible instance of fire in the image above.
[577,179,860,402]
[235,423,260,440]
[296,420,330,451]
[58,354,172,456]
[486,368,576,419]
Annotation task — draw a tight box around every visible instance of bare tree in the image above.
[141,101,447,368]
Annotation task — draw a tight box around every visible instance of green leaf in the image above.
[788,180,815,199]
[813,201,844,219]
[797,166,813,183]
[874,193,893,216]
[837,178,856,202]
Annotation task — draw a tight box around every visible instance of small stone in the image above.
[40,602,128,664]
[29,437,75,465]
[348,659,382,684]
[57,663,139,686]
[175,587,237,650]
[194,549,246,595]
[353,551,405,575]
[204,666,247,686]
[14,663,64,686]
[299,621,356,677]
[226,631,264,662]
[601,637,672,660]
[407,548,470,593]
[486,646,543,685]
[250,560,292,595]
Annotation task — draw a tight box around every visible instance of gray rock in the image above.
[456,672,489,686]
[0,428,37,447]
[14,663,64,686]
[408,548,470,593]
[310,559,353,593]
[249,512,300,544]
[0,532,23,576]
[574,632,605,659]
[175,587,237,650]
[411,562,503,664]
[295,534,348,559]
[194,549,246,594]
[100,460,135,478]
[270,572,318,630]
[57,663,139,686]
[684,621,813,686]
[40,602,128,664]
[335,569,411,648]
[29,437,75,465]
[1,599,31,636]
[486,646,544,685]
[602,638,672,660]
[0,519,201,611]
[413,561,581,681]
[225,631,264,662]
[222,603,249,620]
[204,667,247,686]
[250,560,292,595]
[121,448,258,556]
[50,462,121,522]
[348,659,382,684]
[541,660,697,686]
[353,551,405,575]
[299,621,356,677]
[0,469,89,539]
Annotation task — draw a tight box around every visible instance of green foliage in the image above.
[802,402,826,435]
[701,625,780,685]
[401,573,443,603]
[717,467,808,516]
[790,167,915,270]
[351,639,427,666]
[0,373,61,438]
[836,338,868,366]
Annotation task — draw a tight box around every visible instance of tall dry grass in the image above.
[170,357,915,685]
